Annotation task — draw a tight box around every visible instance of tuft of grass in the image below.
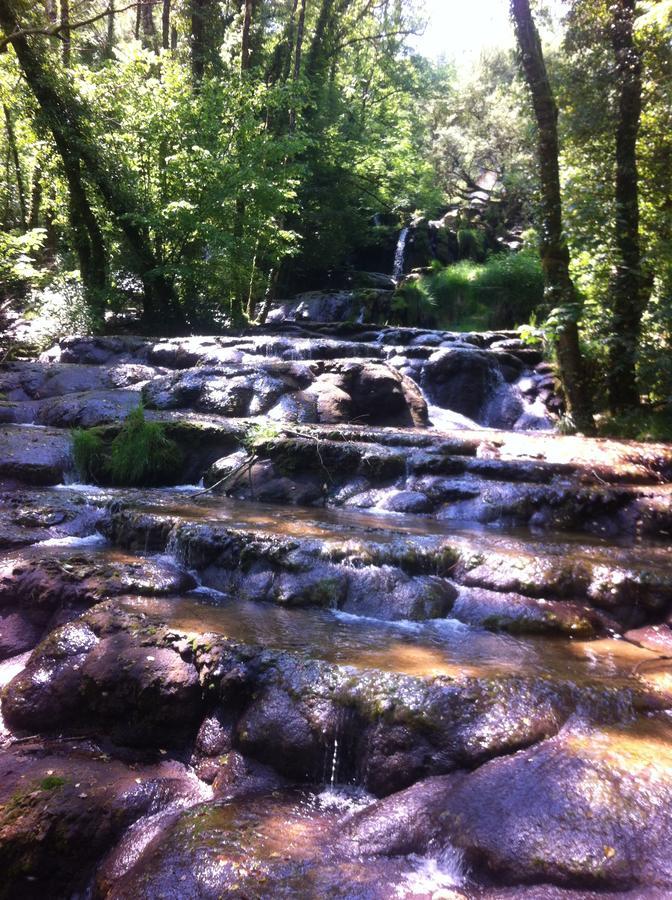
[390,277,437,327]
[39,775,67,791]
[72,405,184,486]
[72,428,106,482]
[107,405,183,486]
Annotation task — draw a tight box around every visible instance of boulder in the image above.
[0,426,72,486]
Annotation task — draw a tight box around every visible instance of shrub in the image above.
[72,405,184,486]
[596,408,672,443]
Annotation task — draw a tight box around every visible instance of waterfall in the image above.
[393,226,409,280]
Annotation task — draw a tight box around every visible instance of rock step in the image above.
[30,327,555,430]
[3,596,667,799]
[101,495,672,633]
[0,544,196,660]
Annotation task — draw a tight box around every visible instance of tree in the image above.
[510,0,594,433]
[607,0,646,411]
[0,0,180,326]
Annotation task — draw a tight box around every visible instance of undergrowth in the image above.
[596,408,672,443]
[392,250,544,330]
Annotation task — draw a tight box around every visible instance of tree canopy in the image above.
[0,0,670,429]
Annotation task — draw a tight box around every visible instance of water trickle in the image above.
[330,736,339,788]
[393,227,410,281]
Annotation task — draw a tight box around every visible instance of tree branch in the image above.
[0,1,161,52]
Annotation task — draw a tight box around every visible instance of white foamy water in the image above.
[36,532,107,548]
[55,482,108,494]
[313,786,374,816]
[427,404,483,432]
[396,845,467,897]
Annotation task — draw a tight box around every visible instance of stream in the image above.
[0,323,671,897]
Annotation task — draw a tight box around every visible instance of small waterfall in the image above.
[392,227,409,280]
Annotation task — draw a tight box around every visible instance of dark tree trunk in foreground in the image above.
[0,0,179,328]
[191,0,217,81]
[608,0,646,412]
[511,0,594,434]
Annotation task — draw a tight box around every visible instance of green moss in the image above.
[39,775,67,791]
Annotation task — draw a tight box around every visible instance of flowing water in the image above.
[1,325,672,896]
[393,226,410,280]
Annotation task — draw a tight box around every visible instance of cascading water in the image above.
[392,226,409,280]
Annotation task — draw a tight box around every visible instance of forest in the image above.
[1,2,672,899]
[0,0,669,434]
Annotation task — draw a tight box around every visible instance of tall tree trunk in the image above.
[66,159,108,315]
[231,0,257,323]
[190,0,208,80]
[141,0,157,50]
[608,0,646,412]
[106,0,115,57]
[240,0,254,70]
[58,2,109,314]
[60,0,70,66]
[288,0,306,131]
[28,161,42,229]
[3,104,26,228]
[162,0,170,50]
[0,3,179,328]
[510,0,594,433]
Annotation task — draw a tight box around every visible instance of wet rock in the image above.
[0,426,72,486]
[0,550,196,658]
[338,774,456,857]
[0,488,104,548]
[450,585,602,638]
[0,745,201,900]
[422,348,503,421]
[437,718,672,889]
[95,790,405,900]
[41,335,147,365]
[36,389,141,428]
[3,617,203,746]
[625,624,672,656]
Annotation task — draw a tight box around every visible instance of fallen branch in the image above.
[190,452,258,498]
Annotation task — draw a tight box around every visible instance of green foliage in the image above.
[243,421,282,451]
[0,229,47,296]
[73,406,183,486]
[390,278,437,327]
[456,228,486,263]
[413,251,544,330]
[26,274,98,350]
